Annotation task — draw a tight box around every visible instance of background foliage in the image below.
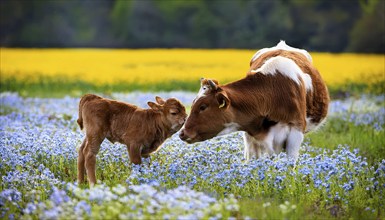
[1,0,384,53]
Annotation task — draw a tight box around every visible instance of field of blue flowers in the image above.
[1,91,384,219]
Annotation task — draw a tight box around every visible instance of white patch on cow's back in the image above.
[251,56,313,89]
[275,41,312,62]
[251,40,312,63]
[218,122,240,136]
[250,48,270,63]
[302,73,313,91]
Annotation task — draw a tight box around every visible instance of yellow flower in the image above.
[1,48,383,86]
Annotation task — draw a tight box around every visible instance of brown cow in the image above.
[77,94,187,186]
[179,41,329,161]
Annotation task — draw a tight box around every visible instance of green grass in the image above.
[0,75,200,98]
[307,118,385,164]
[327,78,385,99]
[1,74,384,98]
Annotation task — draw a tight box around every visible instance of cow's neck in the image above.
[221,77,270,134]
[224,78,266,117]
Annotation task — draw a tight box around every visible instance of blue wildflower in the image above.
[74,200,91,215]
[49,187,70,205]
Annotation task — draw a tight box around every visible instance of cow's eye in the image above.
[199,105,207,112]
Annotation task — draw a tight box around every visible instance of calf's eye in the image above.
[170,110,179,115]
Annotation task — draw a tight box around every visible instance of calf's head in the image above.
[148,96,187,133]
[180,78,232,143]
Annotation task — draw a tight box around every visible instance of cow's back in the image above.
[249,49,329,132]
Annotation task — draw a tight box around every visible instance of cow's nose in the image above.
[179,130,186,140]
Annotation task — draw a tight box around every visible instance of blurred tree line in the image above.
[0,0,384,53]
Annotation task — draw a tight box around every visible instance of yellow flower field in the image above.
[1,48,384,86]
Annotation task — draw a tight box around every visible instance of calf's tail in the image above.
[77,94,99,130]
[77,98,85,130]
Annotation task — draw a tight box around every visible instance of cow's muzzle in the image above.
[179,129,189,141]
[179,129,196,143]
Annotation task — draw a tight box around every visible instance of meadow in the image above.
[0,49,384,219]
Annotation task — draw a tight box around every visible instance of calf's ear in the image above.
[148,102,163,112]
[216,91,230,109]
[155,96,165,105]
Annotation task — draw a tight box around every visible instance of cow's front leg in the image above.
[243,133,262,161]
[244,132,277,161]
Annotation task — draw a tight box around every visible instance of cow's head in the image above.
[179,78,233,143]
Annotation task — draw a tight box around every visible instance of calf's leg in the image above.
[77,139,86,184]
[84,136,103,187]
[128,144,142,165]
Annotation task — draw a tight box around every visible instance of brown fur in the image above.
[250,50,329,130]
[180,47,329,160]
[77,94,187,186]
[181,73,307,142]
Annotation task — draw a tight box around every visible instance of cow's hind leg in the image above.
[77,138,87,184]
[84,136,103,187]
[285,127,303,161]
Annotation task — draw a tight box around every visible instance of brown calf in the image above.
[179,41,329,161]
[77,94,187,186]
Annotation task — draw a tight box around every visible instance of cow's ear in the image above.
[208,79,219,91]
[155,96,165,105]
[216,91,230,109]
[201,78,219,91]
[148,102,163,112]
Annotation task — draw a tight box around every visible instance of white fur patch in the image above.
[243,123,291,161]
[285,128,303,160]
[268,123,290,151]
[218,122,240,136]
[251,40,312,63]
[197,85,209,98]
[251,56,300,84]
[251,56,313,91]
[243,123,304,162]
[243,132,263,160]
[302,73,313,91]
